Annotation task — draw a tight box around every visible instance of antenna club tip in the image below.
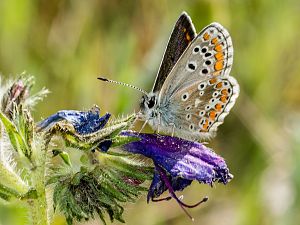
[98,77,108,82]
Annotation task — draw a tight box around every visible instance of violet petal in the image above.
[37,106,110,134]
[147,168,192,202]
[121,131,232,185]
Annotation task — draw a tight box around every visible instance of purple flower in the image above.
[121,131,233,220]
[37,106,110,134]
[37,107,233,220]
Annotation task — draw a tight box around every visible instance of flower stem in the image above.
[27,146,48,225]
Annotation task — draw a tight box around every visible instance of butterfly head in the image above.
[139,92,159,120]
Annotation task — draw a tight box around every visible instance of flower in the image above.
[37,105,110,134]
[38,107,233,220]
[121,131,233,220]
[36,107,136,152]
[37,108,152,224]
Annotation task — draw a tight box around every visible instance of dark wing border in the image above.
[152,12,196,93]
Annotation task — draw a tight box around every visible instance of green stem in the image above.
[27,146,48,225]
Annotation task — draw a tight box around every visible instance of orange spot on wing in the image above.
[220,96,228,103]
[203,32,210,41]
[214,44,222,52]
[203,119,209,130]
[216,82,223,89]
[213,71,222,76]
[214,60,224,71]
[221,89,229,95]
[209,111,216,120]
[215,52,224,61]
[186,33,191,42]
[211,37,218,44]
[215,103,222,111]
[209,78,217,84]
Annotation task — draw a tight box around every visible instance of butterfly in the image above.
[99,12,239,141]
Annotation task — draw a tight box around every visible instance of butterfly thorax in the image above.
[140,91,177,132]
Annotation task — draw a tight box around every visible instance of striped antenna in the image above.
[98,77,148,95]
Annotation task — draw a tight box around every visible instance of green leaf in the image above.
[51,149,73,169]
[0,182,21,200]
[110,135,140,148]
[0,111,30,158]
[59,151,72,166]
[21,189,38,200]
[80,154,89,165]
[0,192,10,201]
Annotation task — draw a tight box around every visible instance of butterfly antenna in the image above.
[98,77,148,95]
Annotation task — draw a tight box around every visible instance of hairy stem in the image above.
[27,145,48,225]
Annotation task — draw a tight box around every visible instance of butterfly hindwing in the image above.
[152,12,196,93]
[168,76,239,139]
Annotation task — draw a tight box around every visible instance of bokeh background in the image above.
[1,0,300,224]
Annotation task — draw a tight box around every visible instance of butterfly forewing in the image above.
[152,12,196,93]
[159,22,234,100]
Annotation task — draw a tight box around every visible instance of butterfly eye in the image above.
[199,91,204,96]
[205,105,211,110]
[147,96,156,109]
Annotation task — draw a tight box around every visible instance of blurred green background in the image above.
[1,0,300,224]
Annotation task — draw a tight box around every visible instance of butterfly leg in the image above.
[168,123,176,137]
[138,120,148,134]
[156,112,161,134]
[152,112,163,135]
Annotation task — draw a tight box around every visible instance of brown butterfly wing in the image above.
[152,12,196,93]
